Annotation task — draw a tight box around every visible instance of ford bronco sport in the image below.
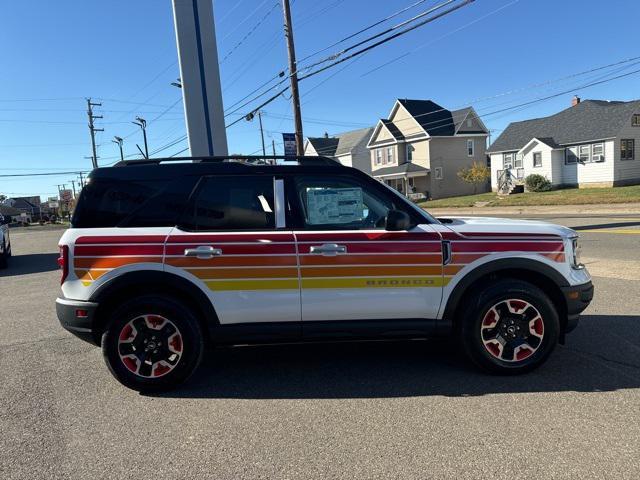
[56,156,593,391]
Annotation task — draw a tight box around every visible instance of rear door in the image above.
[164,174,300,325]
[288,174,444,323]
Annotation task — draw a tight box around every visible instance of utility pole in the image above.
[86,98,103,169]
[272,139,276,156]
[69,180,76,198]
[258,110,266,156]
[112,136,124,162]
[78,172,85,189]
[281,0,304,155]
[132,117,148,158]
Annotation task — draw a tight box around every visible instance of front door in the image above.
[287,174,444,323]
[164,174,300,325]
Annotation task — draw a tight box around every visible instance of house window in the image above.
[566,148,578,164]
[375,149,383,165]
[467,139,474,157]
[621,139,635,160]
[514,153,523,169]
[406,144,414,162]
[533,152,542,167]
[632,114,640,126]
[466,118,473,128]
[578,145,591,163]
[386,147,394,164]
[435,167,443,180]
[592,143,605,162]
[503,152,515,169]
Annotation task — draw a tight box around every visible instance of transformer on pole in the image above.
[172,0,228,157]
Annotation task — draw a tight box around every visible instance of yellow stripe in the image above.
[581,229,640,235]
[205,279,299,291]
[301,276,449,289]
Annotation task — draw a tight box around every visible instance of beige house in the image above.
[366,99,489,200]
[304,127,374,174]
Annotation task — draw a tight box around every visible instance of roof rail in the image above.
[113,155,342,167]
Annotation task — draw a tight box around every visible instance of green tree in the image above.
[457,162,491,194]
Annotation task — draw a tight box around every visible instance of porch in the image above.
[372,163,430,201]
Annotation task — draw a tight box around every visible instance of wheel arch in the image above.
[442,258,569,335]
[89,270,219,344]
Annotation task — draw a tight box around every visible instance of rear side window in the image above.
[72,176,196,228]
[180,175,275,231]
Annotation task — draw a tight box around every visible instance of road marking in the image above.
[580,229,640,234]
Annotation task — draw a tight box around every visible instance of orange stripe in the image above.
[74,256,163,268]
[301,265,443,277]
[300,253,441,266]
[186,267,298,279]
[444,264,464,275]
[542,253,565,262]
[165,255,297,268]
[451,253,487,264]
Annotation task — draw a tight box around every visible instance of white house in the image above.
[487,97,640,191]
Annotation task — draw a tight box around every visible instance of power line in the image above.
[0,171,89,178]
[221,1,280,63]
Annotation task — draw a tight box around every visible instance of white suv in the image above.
[56,156,593,391]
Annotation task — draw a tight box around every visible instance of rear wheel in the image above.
[101,295,204,391]
[460,279,559,374]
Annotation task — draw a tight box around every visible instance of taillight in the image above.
[58,245,69,284]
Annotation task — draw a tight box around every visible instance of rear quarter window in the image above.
[72,176,196,228]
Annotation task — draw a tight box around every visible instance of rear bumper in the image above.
[561,280,594,333]
[56,297,99,344]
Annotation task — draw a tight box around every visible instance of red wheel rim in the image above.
[480,299,544,363]
[117,314,183,378]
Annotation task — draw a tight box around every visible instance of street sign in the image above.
[60,190,73,203]
[48,201,59,209]
[282,133,296,158]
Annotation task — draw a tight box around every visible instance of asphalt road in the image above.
[1,219,639,479]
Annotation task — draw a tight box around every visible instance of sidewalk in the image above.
[424,202,640,217]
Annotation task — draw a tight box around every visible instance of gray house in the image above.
[304,127,374,174]
[366,99,489,200]
[487,97,640,191]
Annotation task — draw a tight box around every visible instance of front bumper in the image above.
[561,280,594,333]
[56,297,99,344]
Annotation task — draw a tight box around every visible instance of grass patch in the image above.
[420,185,640,208]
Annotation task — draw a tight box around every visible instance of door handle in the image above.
[184,246,223,259]
[309,243,347,256]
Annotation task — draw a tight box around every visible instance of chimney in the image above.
[572,95,581,107]
[324,131,329,138]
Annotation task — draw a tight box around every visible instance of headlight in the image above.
[570,236,583,268]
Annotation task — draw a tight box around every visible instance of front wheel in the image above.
[460,279,559,374]
[101,295,204,391]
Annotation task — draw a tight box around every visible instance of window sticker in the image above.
[306,187,364,224]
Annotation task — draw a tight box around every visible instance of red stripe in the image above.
[299,242,442,254]
[164,244,296,256]
[452,241,564,253]
[74,245,164,256]
[75,235,166,244]
[458,231,563,239]
[167,234,295,243]
[295,232,441,242]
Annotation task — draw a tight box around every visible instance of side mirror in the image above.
[385,209,411,231]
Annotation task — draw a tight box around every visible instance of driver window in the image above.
[294,176,396,230]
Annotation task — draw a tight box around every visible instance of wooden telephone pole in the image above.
[281,0,304,155]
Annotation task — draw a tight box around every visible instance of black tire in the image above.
[101,295,204,392]
[459,279,559,375]
[0,241,7,269]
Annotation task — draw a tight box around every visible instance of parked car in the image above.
[56,156,593,391]
[0,214,11,268]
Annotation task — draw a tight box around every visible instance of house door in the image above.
[287,174,444,323]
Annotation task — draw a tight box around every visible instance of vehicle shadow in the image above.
[156,314,640,399]
[0,253,59,277]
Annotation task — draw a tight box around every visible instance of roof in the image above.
[397,99,455,136]
[307,127,373,157]
[0,204,21,216]
[9,198,38,211]
[380,120,404,141]
[372,163,429,177]
[488,99,640,153]
[307,137,339,156]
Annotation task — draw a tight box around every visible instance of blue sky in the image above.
[1,0,639,199]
